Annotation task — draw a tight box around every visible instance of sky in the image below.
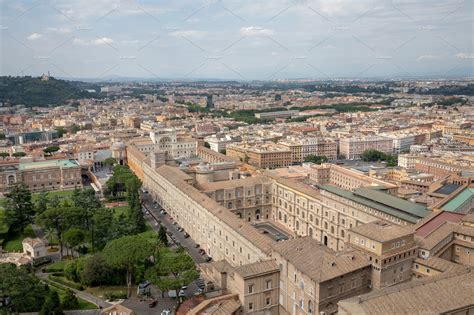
[0,0,473,80]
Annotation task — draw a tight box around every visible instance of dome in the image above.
[111,141,126,151]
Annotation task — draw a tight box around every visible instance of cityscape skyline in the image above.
[1,0,473,80]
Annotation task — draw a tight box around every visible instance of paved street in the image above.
[141,193,206,299]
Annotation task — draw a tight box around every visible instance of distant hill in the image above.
[0,76,101,106]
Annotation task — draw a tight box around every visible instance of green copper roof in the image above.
[318,184,429,224]
[19,160,79,170]
[441,187,474,213]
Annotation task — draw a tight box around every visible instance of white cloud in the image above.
[27,33,42,40]
[73,37,114,46]
[46,27,71,34]
[121,39,140,45]
[455,52,474,59]
[93,37,114,45]
[171,30,207,38]
[240,26,274,37]
[417,54,440,61]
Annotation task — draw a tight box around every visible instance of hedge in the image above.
[48,274,83,291]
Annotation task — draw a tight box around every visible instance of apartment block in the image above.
[339,136,393,160]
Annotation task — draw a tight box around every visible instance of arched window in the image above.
[256,209,261,220]
[296,221,299,230]
[284,214,287,223]
[309,227,313,237]
[227,202,233,209]
[309,214,313,222]
[341,230,345,238]
[7,175,15,185]
[331,226,335,234]
[324,222,328,229]
[278,211,282,220]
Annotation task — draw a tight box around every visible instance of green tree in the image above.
[71,188,101,252]
[63,228,85,257]
[91,207,116,250]
[158,225,168,247]
[219,149,226,155]
[12,152,26,157]
[44,228,56,249]
[36,205,80,260]
[304,155,329,164]
[55,127,66,138]
[0,264,47,313]
[0,152,9,159]
[70,124,81,134]
[103,157,117,170]
[126,177,145,234]
[61,289,79,310]
[4,183,34,232]
[204,142,211,148]
[103,235,155,297]
[80,254,111,286]
[35,191,49,214]
[43,145,60,155]
[147,248,199,298]
[40,290,63,315]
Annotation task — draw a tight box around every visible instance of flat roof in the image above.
[19,159,79,170]
[318,185,429,224]
[441,187,474,213]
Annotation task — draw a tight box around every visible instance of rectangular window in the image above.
[266,297,271,306]
[266,279,272,290]
[248,303,253,310]
[248,284,254,294]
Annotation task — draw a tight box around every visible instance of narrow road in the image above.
[36,271,112,309]
[141,193,206,264]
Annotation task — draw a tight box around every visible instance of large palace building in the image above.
[125,139,474,315]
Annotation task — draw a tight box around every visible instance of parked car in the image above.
[205,256,213,262]
[198,249,205,255]
[178,289,186,297]
[194,243,200,248]
[183,232,190,238]
[161,310,172,315]
[181,285,188,290]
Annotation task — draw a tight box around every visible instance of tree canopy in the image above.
[361,149,398,166]
[304,155,329,164]
[102,235,155,297]
[4,183,34,232]
[0,264,47,313]
[147,248,199,296]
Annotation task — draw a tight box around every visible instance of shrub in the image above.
[48,274,83,291]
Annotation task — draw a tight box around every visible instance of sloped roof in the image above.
[271,237,370,283]
[338,269,474,315]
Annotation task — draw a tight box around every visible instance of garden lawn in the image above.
[2,224,35,252]
[31,189,75,202]
[85,286,133,299]
[111,205,129,218]
[0,208,8,235]
[49,286,97,310]
[45,260,68,272]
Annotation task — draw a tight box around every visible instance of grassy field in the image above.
[49,285,97,310]
[111,205,129,218]
[45,259,68,272]
[31,189,75,202]
[85,285,132,299]
[2,224,36,252]
[0,208,8,234]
